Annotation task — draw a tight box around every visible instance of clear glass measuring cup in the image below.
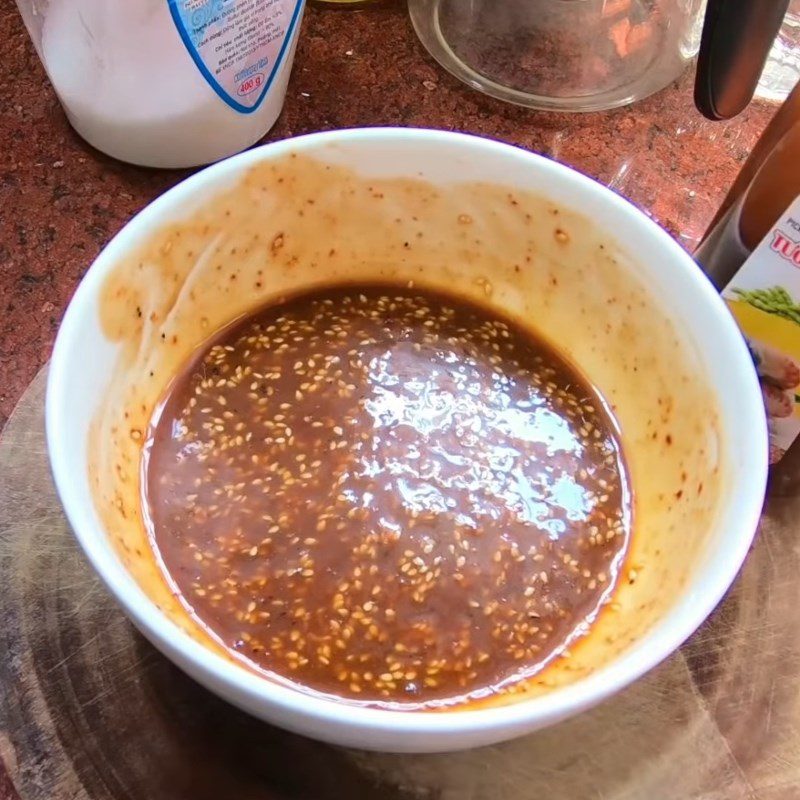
[409,0,790,113]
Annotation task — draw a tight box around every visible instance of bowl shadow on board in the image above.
[25,612,378,799]
[29,589,747,800]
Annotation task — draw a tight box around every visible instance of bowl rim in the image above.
[45,127,768,743]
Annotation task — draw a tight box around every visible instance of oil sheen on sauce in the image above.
[143,284,632,708]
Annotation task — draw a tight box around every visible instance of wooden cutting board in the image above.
[1,368,799,800]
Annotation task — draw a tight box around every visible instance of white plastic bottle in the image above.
[16,0,305,168]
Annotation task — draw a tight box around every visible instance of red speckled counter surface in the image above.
[0,1,778,431]
[0,1,779,798]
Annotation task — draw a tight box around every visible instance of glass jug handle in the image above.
[695,0,790,119]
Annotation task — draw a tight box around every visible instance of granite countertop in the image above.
[0,1,779,797]
[0,0,777,431]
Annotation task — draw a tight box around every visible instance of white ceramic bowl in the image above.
[46,129,768,752]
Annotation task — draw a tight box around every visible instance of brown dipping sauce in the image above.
[143,284,631,708]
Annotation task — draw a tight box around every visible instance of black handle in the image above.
[695,0,790,120]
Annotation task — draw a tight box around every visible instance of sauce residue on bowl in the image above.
[142,284,632,708]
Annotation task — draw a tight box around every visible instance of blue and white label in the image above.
[168,0,304,114]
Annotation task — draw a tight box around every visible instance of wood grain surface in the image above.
[2,369,800,799]
[0,1,775,429]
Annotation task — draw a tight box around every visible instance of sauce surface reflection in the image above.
[144,285,631,707]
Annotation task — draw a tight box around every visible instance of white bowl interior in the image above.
[46,129,767,752]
